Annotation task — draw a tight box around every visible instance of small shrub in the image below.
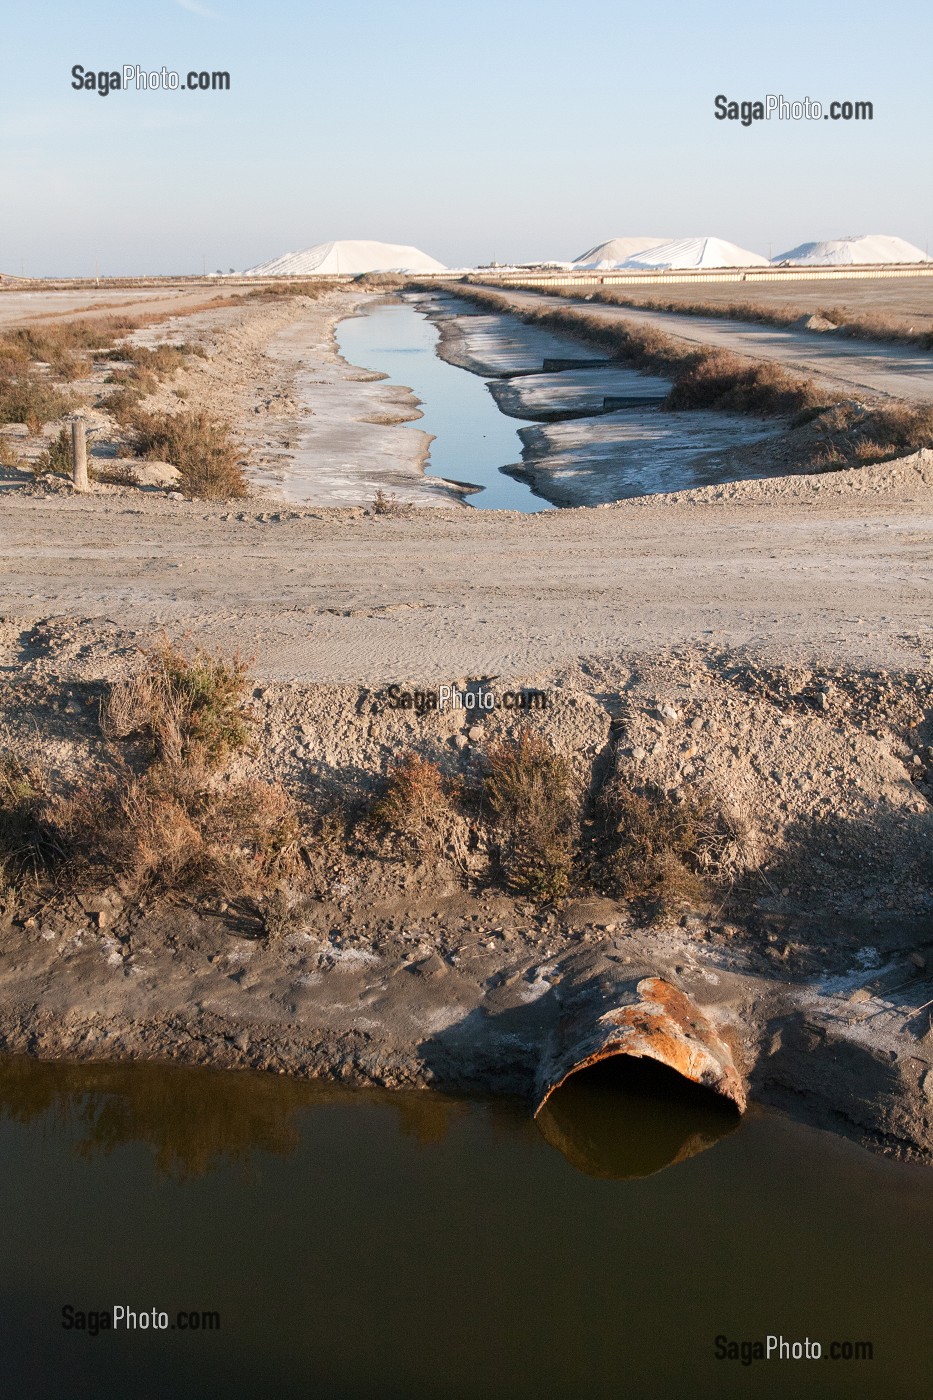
[0,752,58,893]
[0,366,75,431]
[594,777,758,917]
[595,779,709,914]
[370,753,457,853]
[104,640,251,769]
[129,409,248,499]
[483,733,578,902]
[372,489,408,516]
[32,426,72,477]
[49,762,302,903]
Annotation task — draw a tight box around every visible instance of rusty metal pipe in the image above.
[535,976,746,1118]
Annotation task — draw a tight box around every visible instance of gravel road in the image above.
[483,287,933,404]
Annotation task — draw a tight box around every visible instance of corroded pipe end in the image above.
[535,976,746,1116]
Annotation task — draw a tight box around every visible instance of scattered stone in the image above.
[467,725,483,742]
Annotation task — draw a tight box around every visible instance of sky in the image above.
[1,0,931,276]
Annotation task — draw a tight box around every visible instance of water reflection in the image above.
[0,1058,465,1179]
[535,1056,740,1180]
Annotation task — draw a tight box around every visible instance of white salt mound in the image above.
[572,237,669,269]
[622,238,769,270]
[774,235,931,266]
[243,239,446,276]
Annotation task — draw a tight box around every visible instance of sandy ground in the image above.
[586,274,933,331]
[1,635,931,1161]
[0,286,249,329]
[481,286,933,404]
[2,288,933,1161]
[2,452,932,681]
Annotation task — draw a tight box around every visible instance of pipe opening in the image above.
[535,1053,740,1181]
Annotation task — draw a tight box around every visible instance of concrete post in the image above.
[71,418,89,492]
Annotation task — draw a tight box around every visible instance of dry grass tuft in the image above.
[0,366,75,432]
[104,640,251,769]
[483,733,578,902]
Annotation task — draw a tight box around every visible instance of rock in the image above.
[111,458,181,488]
[167,491,184,502]
[922,1070,933,1103]
[798,313,838,332]
[410,952,446,979]
[453,734,469,751]
[467,725,483,742]
[658,704,679,723]
[631,745,648,762]
[909,952,926,970]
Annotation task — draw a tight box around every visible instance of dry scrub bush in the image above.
[0,366,75,432]
[595,777,759,916]
[483,733,578,902]
[49,762,302,903]
[371,489,409,516]
[0,752,60,894]
[245,282,326,300]
[665,351,827,416]
[32,426,72,477]
[105,640,251,769]
[129,409,248,498]
[369,753,458,853]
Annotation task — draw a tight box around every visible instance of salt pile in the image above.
[621,237,769,270]
[572,237,669,269]
[774,235,931,266]
[243,239,446,275]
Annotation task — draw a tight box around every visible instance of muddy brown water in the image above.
[1,1056,930,1399]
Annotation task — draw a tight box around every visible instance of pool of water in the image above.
[1,1055,930,1399]
[336,303,552,513]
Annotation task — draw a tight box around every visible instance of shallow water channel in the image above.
[2,1055,930,1398]
[336,303,552,512]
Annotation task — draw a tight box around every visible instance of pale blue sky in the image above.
[1,0,930,275]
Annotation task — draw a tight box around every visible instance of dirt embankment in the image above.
[1,622,931,1163]
[1,288,465,508]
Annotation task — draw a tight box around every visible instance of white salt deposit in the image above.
[621,237,769,270]
[572,237,669,268]
[774,235,931,266]
[243,239,446,276]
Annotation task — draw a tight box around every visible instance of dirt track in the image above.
[482,286,933,405]
[3,453,932,682]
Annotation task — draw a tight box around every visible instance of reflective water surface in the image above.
[1,1056,930,1399]
[336,302,552,512]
